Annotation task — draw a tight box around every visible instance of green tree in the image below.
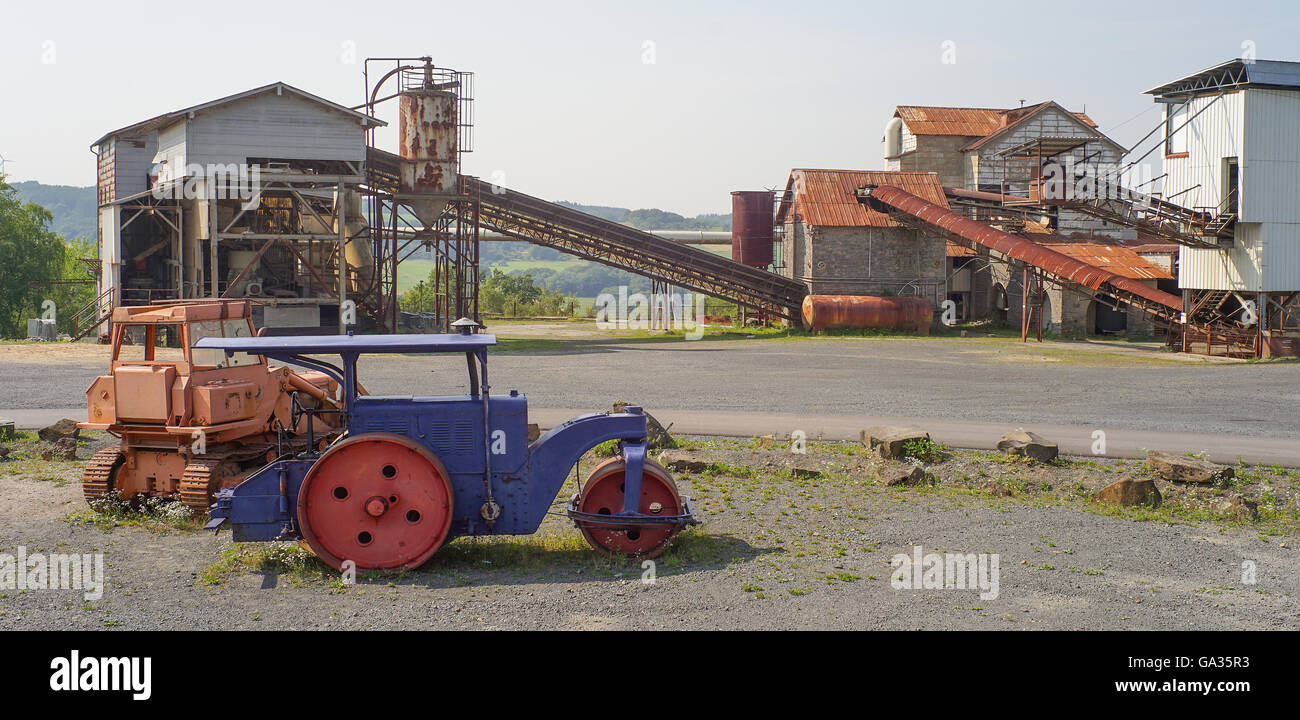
[0,176,69,338]
[478,269,572,317]
[47,236,96,335]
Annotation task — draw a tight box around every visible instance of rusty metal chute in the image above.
[858,185,1183,318]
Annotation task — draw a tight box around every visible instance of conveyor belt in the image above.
[368,149,806,319]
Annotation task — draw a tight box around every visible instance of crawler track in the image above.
[81,448,124,503]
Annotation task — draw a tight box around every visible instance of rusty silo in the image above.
[731,190,775,267]
[398,66,460,227]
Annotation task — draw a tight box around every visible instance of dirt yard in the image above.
[0,430,1295,630]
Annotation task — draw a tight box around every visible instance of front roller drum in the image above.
[574,456,686,559]
[297,432,454,572]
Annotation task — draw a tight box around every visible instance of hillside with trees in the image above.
[11,181,97,241]
[0,177,95,337]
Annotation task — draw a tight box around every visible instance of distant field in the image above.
[492,259,578,274]
[396,245,729,294]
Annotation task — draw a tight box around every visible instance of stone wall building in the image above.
[885,102,1135,241]
[775,170,953,311]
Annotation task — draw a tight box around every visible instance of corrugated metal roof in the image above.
[895,103,1098,137]
[964,101,1108,152]
[777,170,948,228]
[1146,59,1300,97]
[91,82,385,148]
[1032,240,1173,280]
[946,241,978,258]
[1129,242,1180,255]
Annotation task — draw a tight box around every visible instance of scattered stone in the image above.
[0,419,14,440]
[883,464,929,486]
[758,434,773,449]
[38,418,80,443]
[1211,494,1259,521]
[981,480,1012,497]
[527,423,541,443]
[1146,450,1233,485]
[860,425,930,460]
[1094,478,1161,508]
[996,428,1058,463]
[657,450,709,474]
[611,402,674,449]
[41,437,78,461]
[0,443,10,460]
[791,464,822,479]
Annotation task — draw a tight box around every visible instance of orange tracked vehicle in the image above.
[79,301,345,512]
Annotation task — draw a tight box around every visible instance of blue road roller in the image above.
[196,323,696,571]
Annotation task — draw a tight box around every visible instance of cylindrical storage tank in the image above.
[399,87,459,226]
[801,295,934,334]
[730,190,775,267]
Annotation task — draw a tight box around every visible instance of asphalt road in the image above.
[4,334,1300,463]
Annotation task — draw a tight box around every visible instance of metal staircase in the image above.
[1042,177,1222,249]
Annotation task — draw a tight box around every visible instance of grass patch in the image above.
[199,527,737,587]
[901,437,948,464]
[66,493,204,534]
[200,543,335,586]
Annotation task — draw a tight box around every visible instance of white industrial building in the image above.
[1148,59,1300,356]
[87,82,383,337]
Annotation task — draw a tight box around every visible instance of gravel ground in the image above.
[1,433,1295,631]
[4,329,1300,438]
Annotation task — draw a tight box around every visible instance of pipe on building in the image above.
[861,185,1183,313]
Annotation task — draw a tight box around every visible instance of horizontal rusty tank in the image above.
[730,190,775,267]
[801,295,934,334]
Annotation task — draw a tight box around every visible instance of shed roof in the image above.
[776,170,949,228]
[91,82,385,148]
[1146,59,1300,97]
[946,241,979,258]
[1032,240,1173,280]
[894,103,1098,138]
[963,101,1111,153]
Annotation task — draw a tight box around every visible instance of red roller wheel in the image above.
[577,457,683,558]
[298,433,453,571]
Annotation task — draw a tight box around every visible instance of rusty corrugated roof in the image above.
[1129,242,1180,255]
[962,101,1106,152]
[777,170,948,228]
[1033,241,1173,281]
[895,103,1098,138]
[946,241,978,258]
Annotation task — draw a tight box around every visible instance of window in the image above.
[114,324,183,362]
[1165,102,1189,156]
[189,319,260,368]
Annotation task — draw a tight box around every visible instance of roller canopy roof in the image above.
[193,333,497,355]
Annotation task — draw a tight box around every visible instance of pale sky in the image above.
[1,0,1294,215]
